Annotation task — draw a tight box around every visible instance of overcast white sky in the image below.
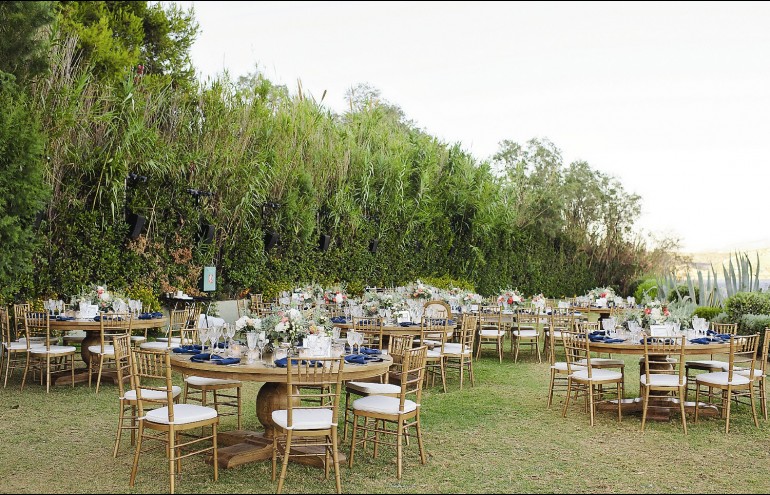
[177,1,770,253]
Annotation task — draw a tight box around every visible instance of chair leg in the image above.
[724,386,733,434]
[679,386,688,434]
[348,414,358,468]
[45,355,51,393]
[588,384,595,426]
[749,384,759,428]
[694,384,701,423]
[640,385,648,431]
[761,379,768,421]
[547,369,556,409]
[277,430,292,494]
[469,357,475,386]
[536,337,542,363]
[331,428,341,494]
[169,426,176,495]
[20,354,30,391]
[562,377,572,418]
[439,357,447,393]
[114,401,125,458]
[396,419,403,480]
[212,424,218,481]
[236,386,242,430]
[415,417,427,465]
[342,391,351,441]
[95,355,104,394]
[129,421,144,487]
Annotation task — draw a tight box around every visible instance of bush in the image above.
[633,278,658,303]
[692,306,723,322]
[739,314,770,334]
[724,292,770,324]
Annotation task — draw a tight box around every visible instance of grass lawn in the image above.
[2,338,770,494]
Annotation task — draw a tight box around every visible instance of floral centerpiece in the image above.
[72,285,127,312]
[362,293,381,316]
[407,280,433,300]
[306,306,331,335]
[235,314,262,334]
[586,287,616,301]
[497,289,523,308]
[263,308,308,346]
[642,299,669,328]
[461,291,483,305]
[323,285,348,305]
[531,293,545,303]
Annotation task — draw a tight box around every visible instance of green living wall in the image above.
[0,2,647,302]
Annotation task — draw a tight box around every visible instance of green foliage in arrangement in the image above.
[692,306,724,322]
[0,5,653,304]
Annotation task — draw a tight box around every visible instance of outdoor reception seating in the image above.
[88,313,131,394]
[22,312,77,393]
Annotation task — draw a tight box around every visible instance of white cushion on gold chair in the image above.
[443,343,471,355]
[479,330,505,337]
[695,371,751,387]
[272,408,333,430]
[346,381,401,395]
[155,337,183,344]
[145,404,217,425]
[4,341,40,350]
[139,341,170,350]
[29,345,76,355]
[640,374,686,387]
[130,336,147,342]
[571,369,623,381]
[551,362,586,372]
[124,385,182,401]
[732,367,764,378]
[426,349,443,359]
[352,395,418,415]
[578,358,624,367]
[420,339,442,347]
[63,335,85,343]
[184,376,241,386]
[87,345,114,356]
[512,330,538,338]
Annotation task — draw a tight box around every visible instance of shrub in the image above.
[739,314,770,334]
[633,278,658,303]
[724,292,770,324]
[693,306,723,322]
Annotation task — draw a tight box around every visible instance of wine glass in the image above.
[257,333,267,361]
[355,332,364,354]
[225,323,236,348]
[246,332,258,364]
[209,326,221,359]
[347,331,357,355]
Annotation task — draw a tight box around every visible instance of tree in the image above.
[0,1,55,82]
[56,1,198,87]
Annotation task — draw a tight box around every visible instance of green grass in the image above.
[1,343,770,494]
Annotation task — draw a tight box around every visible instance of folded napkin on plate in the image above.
[714,333,732,340]
[55,316,75,321]
[190,353,221,362]
[138,312,164,320]
[589,331,608,337]
[94,315,124,321]
[689,337,722,345]
[215,357,240,365]
[172,345,203,354]
[344,354,383,365]
[640,337,673,345]
[399,322,418,327]
[273,357,322,368]
[330,316,348,324]
[359,346,381,355]
[603,338,626,344]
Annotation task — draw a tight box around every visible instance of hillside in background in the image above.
[683,247,770,283]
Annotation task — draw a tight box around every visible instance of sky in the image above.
[176,1,770,253]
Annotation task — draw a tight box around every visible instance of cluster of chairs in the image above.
[547,317,769,435]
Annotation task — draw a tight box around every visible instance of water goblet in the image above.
[226,323,236,348]
[347,331,356,355]
[257,335,267,361]
[355,331,364,354]
[246,332,258,364]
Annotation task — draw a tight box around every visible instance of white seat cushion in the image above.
[733,367,764,379]
[139,341,170,350]
[124,385,182,401]
[155,337,183,344]
[686,360,728,369]
[145,403,218,425]
[512,330,538,338]
[550,331,565,338]
[571,368,623,381]
[695,371,751,387]
[184,376,241,387]
[272,408,334,430]
[4,341,41,350]
[551,361,586,372]
[426,349,443,359]
[421,339,442,347]
[479,330,505,337]
[29,345,76,355]
[346,381,402,395]
[352,395,418,415]
[443,343,471,355]
[578,358,624,367]
[640,374,686,387]
[130,336,147,342]
[63,335,85,342]
[87,345,114,356]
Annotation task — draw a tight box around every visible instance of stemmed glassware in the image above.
[209,326,221,360]
[355,332,364,353]
[256,333,267,362]
[347,331,357,354]
[225,323,236,348]
[246,332,258,364]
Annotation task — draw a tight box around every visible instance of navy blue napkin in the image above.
[94,315,124,321]
[331,316,348,324]
[589,331,608,338]
[640,337,673,344]
[603,338,626,343]
[400,322,418,327]
[215,357,240,365]
[55,316,75,321]
[689,337,722,344]
[191,353,221,362]
[172,345,202,354]
[344,354,384,364]
[359,346,381,355]
[274,357,322,368]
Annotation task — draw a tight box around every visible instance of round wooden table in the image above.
[589,336,731,420]
[171,352,392,469]
[49,316,169,365]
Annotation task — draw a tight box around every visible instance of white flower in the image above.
[288,308,301,320]
[274,322,286,333]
